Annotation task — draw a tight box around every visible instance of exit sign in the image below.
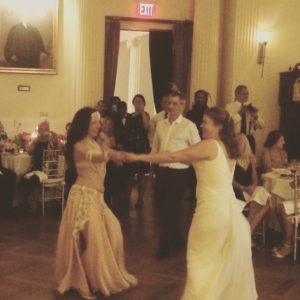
[138,2,156,17]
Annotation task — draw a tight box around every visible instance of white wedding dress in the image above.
[182,140,257,300]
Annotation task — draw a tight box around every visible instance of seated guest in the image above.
[262,130,288,172]
[233,134,270,238]
[261,131,295,257]
[0,159,16,216]
[186,89,209,138]
[19,119,61,213]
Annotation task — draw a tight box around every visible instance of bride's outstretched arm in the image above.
[127,140,217,164]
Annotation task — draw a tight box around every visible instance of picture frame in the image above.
[0,0,58,74]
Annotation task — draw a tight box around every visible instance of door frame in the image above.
[104,16,193,108]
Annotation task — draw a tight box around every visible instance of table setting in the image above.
[263,161,300,214]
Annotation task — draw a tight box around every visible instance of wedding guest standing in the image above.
[97,116,118,207]
[124,94,151,209]
[151,91,200,259]
[186,89,209,138]
[56,108,137,299]
[226,85,264,153]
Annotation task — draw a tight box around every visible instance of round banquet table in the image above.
[263,171,294,201]
[263,170,300,218]
[1,153,32,179]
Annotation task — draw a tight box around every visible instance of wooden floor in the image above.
[1,187,300,300]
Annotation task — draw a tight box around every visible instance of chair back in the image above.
[293,170,300,215]
[42,149,65,179]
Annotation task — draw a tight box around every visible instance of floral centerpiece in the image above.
[14,132,31,151]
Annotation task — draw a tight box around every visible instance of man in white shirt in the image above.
[152,91,200,259]
[226,85,264,153]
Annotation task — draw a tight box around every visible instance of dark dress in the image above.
[233,163,252,201]
[124,113,151,175]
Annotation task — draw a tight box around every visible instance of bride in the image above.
[55,107,137,299]
[126,107,257,300]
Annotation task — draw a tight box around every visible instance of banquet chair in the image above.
[243,204,267,247]
[287,170,300,262]
[41,149,65,216]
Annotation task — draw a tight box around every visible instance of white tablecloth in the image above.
[263,171,294,200]
[263,171,298,215]
[1,153,32,179]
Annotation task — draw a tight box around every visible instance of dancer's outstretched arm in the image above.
[106,147,126,162]
[126,139,218,165]
[75,142,125,163]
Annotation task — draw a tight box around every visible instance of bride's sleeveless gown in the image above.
[55,141,137,299]
[182,140,257,300]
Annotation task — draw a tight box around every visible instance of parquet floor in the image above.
[0,187,300,300]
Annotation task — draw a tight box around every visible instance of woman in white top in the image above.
[126,107,257,300]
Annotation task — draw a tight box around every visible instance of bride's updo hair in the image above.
[65,107,97,178]
[204,107,239,159]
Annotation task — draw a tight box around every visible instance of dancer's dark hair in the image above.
[65,107,97,179]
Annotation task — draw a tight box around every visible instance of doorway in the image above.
[114,29,173,116]
[103,17,193,112]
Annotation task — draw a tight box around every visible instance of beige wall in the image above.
[0,0,192,137]
[219,0,300,155]
[0,0,299,158]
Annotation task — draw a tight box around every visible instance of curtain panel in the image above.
[103,18,120,102]
[172,21,193,107]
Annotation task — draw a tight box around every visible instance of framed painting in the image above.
[0,0,58,74]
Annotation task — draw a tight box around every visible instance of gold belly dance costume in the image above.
[55,134,137,299]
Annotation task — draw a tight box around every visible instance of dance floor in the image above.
[0,186,300,300]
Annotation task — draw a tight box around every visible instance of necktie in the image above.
[241,111,247,134]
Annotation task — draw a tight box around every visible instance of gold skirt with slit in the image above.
[55,184,137,298]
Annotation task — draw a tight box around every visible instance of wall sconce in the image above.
[257,30,269,77]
